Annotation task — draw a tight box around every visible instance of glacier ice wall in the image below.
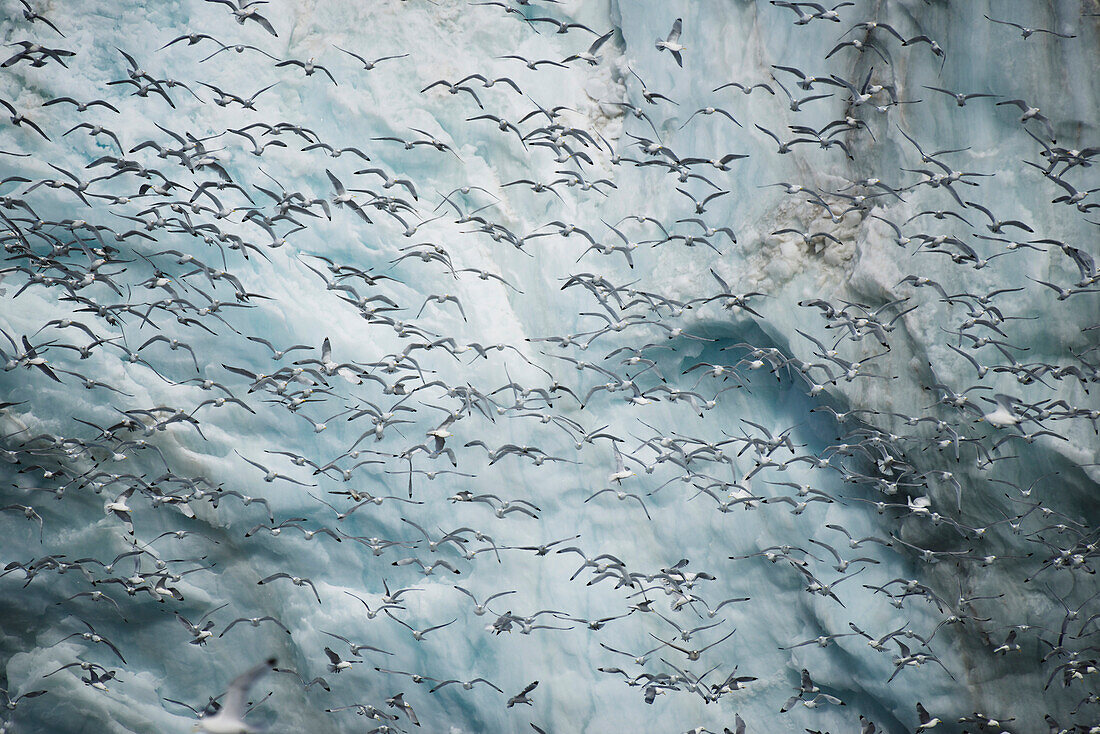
[0,0,1098,732]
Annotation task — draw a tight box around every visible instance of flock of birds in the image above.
[0,0,1097,732]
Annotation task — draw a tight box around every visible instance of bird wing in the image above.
[588,29,614,55]
[667,18,682,43]
[220,658,276,719]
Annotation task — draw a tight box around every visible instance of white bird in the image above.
[979,394,1023,429]
[323,647,359,673]
[453,585,516,615]
[563,29,614,65]
[104,487,135,534]
[916,702,941,730]
[195,657,276,733]
[656,18,685,66]
[607,444,635,484]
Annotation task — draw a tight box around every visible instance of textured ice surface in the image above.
[0,1,1098,732]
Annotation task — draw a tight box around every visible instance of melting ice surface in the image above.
[0,0,1098,732]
